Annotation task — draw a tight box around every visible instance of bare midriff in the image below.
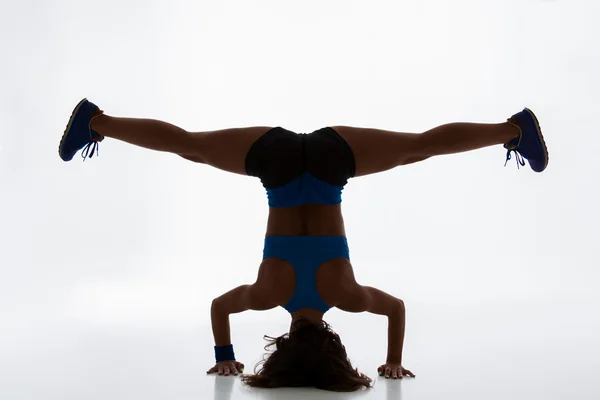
[265,204,346,237]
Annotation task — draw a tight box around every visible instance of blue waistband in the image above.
[266,172,344,208]
[263,235,350,261]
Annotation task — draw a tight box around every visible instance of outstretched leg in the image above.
[331,121,521,177]
[90,113,272,175]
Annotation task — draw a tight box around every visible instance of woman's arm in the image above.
[211,283,278,346]
[386,302,406,364]
[336,284,406,363]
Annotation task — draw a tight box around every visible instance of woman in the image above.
[59,98,548,391]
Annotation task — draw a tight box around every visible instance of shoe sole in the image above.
[524,107,549,172]
[58,98,88,161]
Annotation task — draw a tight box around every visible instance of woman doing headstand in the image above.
[59,98,548,392]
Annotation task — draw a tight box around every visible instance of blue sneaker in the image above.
[59,98,104,161]
[503,108,549,172]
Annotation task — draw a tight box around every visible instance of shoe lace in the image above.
[504,118,525,169]
[81,140,99,160]
[81,112,103,161]
[504,148,525,169]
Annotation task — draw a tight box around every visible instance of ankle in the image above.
[503,120,521,145]
[90,112,107,135]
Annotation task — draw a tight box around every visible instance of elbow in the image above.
[396,298,406,313]
[384,298,405,318]
[211,298,223,313]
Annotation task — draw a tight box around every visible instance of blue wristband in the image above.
[215,344,235,363]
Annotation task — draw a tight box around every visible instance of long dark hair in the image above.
[240,318,373,392]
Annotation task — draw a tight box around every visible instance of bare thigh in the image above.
[92,113,274,176]
[331,121,516,177]
[330,126,429,177]
[181,126,274,175]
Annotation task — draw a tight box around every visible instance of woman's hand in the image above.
[206,360,245,376]
[377,362,415,379]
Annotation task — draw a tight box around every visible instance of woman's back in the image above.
[265,203,346,237]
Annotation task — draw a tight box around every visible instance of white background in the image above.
[1,0,599,399]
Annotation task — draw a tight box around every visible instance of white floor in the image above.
[2,295,598,400]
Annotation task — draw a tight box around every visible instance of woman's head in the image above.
[240,318,373,392]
